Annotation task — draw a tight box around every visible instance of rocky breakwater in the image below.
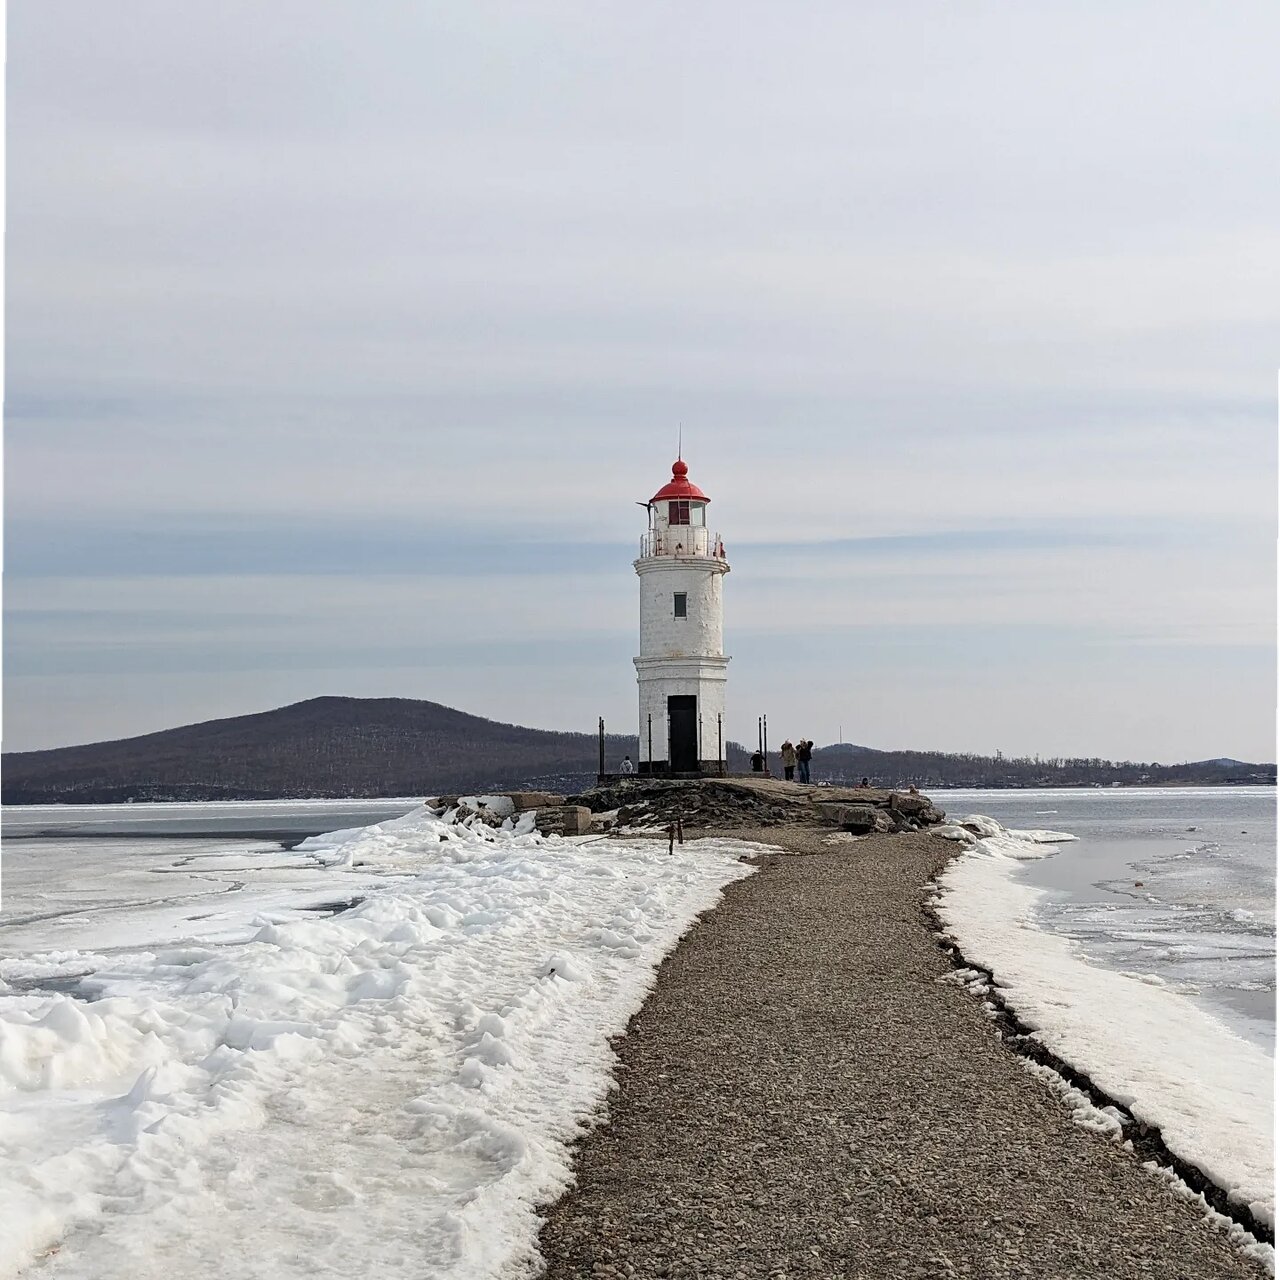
[568,776,946,835]
[428,791,594,836]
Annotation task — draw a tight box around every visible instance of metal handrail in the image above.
[639,529,726,560]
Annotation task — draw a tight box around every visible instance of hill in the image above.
[0,697,684,804]
[1,698,1273,803]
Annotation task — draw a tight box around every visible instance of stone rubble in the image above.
[569,778,946,836]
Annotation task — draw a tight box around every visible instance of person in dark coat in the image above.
[796,739,813,784]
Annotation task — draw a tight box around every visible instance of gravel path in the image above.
[536,827,1265,1279]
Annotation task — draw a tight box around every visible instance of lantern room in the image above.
[640,460,726,561]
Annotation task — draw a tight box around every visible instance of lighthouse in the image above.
[633,457,730,774]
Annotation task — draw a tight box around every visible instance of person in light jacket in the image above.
[780,739,797,781]
[620,755,635,775]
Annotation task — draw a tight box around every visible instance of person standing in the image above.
[620,755,635,775]
[780,738,797,781]
[796,738,813,784]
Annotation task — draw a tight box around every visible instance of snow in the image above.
[0,805,757,1279]
[935,816,1275,1233]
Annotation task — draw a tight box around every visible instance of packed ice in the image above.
[0,804,757,1279]
[934,815,1275,1237]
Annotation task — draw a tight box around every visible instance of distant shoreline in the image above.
[4,779,1276,806]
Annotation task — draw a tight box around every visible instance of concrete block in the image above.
[533,805,594,836]
[506,792,566,811]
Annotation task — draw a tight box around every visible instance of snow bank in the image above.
[0,805,757,1279]
[935,816,1275,1231]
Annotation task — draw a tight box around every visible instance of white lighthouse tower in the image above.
[633,457,730,774]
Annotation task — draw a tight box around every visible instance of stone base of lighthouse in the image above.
[633,655,729,775]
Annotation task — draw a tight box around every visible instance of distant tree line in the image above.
[810,745,1275,789]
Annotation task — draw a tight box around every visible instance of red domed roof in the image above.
[651,458,710,504]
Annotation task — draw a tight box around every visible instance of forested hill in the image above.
[0,697,659,804]
[1,696,1273,804]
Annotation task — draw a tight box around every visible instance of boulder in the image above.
[453,801,506,827]
[888,792,933,817]
[836,804,887,835]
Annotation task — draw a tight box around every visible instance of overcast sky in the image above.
[5,2,1277,761]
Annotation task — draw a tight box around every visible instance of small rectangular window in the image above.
[673,592,688,618]
[669,500,690,525]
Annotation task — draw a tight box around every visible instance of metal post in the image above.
[757,716,762,753]
[598,717,605,777]
[647,713,653,772]
[717,714,723,775]
[698,713,703,772]
[763,714,769,774]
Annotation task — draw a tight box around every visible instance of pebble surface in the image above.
[536,827,1266,1279]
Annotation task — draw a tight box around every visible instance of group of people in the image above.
[779,738,814,783]
[622,740,851,784]
[747,739,814,781]
[618,752,888,791]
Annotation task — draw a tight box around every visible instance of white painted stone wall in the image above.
[637,565,724,658]
[633,494,730,766]
[634,658,729,767]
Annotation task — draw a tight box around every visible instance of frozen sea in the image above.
[931,787,1276,1050]
[0,799,759,1279]
[932,786,1275,1247]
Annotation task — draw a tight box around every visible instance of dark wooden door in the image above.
[668,695,698,772]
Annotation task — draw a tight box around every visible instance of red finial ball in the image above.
[650,456,709,504]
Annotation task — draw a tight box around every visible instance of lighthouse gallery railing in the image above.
[639,529,726,559]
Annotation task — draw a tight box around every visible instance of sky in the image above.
[4,1,1277,762]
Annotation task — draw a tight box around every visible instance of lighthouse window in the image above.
[673,592,688,618]
[668,500,690,525]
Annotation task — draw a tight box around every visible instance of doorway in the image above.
[668,695,698,772]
